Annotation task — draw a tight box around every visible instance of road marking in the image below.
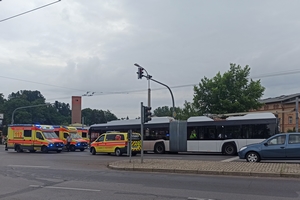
[8,165,50,168]
[221,156,239,162]
[188,197,216,200]
[29,185,101,192]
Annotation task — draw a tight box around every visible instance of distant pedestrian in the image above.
[66,135,72,151]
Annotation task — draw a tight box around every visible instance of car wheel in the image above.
[246,152,261,162]
[154,143,165,154]
[91,147,96,155]
[223,143,237,155]
[115,148,122,156]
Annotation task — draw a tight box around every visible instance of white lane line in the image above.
[8,165,50,168]
[29,185,101,192]
[221,156,239,162]
[188,197,216,200]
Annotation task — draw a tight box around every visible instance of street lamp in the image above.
[11,103,52,124]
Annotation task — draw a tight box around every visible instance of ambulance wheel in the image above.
[41,146,48,153]
[80,149,85,152]
[56,150,62,153]
[115,148,122,156]
[91,147,96,155]
[15,145,22,153]
[70,145,76,152]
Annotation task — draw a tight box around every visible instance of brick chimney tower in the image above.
[71,96,82,124]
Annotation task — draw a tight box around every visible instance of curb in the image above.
[107,164,300,178]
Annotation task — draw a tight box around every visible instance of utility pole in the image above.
[296,97,299,132]
[140,102,144,163]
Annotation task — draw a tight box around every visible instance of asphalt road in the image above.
[1,147,300,200]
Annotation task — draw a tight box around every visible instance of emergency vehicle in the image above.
[90,132,141,156]
[6,124,64,153]
[76,127,90,144]
[53,125,88,151]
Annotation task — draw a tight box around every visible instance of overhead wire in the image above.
[0,0,61,23]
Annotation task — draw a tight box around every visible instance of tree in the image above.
[153,106,183,119]
[193,63,265,114]
[82,108,118,125]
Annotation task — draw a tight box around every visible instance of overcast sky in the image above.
[1,0,300,119]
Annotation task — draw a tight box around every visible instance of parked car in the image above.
[238,133,300,162]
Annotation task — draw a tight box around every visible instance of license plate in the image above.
[58,148,62,150]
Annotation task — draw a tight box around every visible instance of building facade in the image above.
[251,93,300,132]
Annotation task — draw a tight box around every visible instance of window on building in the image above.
[289,116,293,124]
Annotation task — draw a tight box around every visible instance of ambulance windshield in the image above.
[43,132,59,139]
[70,133,82,139]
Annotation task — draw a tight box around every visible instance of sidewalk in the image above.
[108,159,300,178]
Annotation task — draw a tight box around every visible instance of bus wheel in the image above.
[91,147,96,155]
[154,142,165,154]
[115,148,122,156]
[223,143,236,156]
[41,146,48,153]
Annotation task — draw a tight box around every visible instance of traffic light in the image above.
[137,67,144,79]
[143,106,152,123]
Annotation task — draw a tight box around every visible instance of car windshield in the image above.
[43,132,59,139]
[70,133,82,139]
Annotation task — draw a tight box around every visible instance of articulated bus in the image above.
[88,112,279,155]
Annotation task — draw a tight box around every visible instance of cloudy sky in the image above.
[1,0,300,119]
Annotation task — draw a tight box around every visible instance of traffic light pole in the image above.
[140,102,144,163]
[150,78,176,118]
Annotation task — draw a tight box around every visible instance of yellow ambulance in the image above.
[90,132,141,156]
[6,124,64,153]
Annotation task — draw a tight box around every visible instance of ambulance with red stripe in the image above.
[6,124,64,153]
[76,127,90,144]
[53,125,88,151]
[90,132,141,156]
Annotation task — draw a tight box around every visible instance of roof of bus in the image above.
[187,112,276,122]
[226,112,276,120]
[90,116,174,127]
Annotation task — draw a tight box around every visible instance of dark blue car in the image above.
[238,133,300,162]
